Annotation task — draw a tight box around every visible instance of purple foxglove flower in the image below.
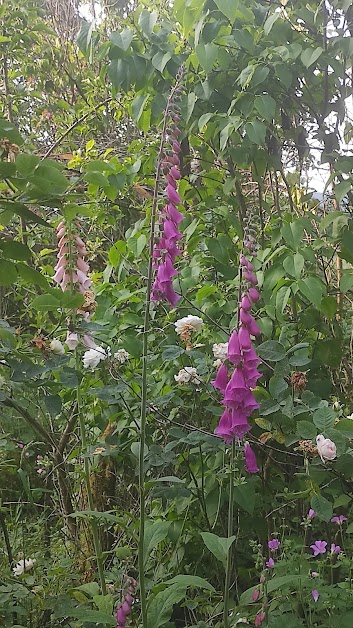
[239,308,252,325]
[243,346,261,369]
[53,266,65,284]
[211,363,229,394]
[240,254,248,267]
[215,408,234,442]
[172,140,180,152]
[170,166,180,179]
[231,414,251,439]
[156,256,178,283]
[238,325,252,351]
[310,540,327,556]
[331,515,347,524]
[76,257,90,273]
[248,316,261,337]
[311,589,319,602]
[308,509,316,519]
[166,173,177,188]
[244,441,259,473]
[172,153,180,165]
[241,294,252,311]
[268,538,280,551]
[266,557,275,568]
[66,331,79,350]
[251,589,260,602]
[166,184,181,205]
[249,287,260,302]
[83,334,97,349]
[243,366,262,388]
[76,269,92,290]
[331,543,341,554]
[163,219,182,241]
[166,203,184,223]
[255,610,266,627]
[243,270,258,285]
[227,331,241,364]
[224,367,248,405]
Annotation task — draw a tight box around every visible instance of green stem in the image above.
[223,440,236,627]
[76,351,106,595]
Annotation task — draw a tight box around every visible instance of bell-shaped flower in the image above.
[227,331,241,364]
[211,363,229,394]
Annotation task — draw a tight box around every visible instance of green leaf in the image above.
[257,340,286,362]
[196,43,218,73]
[296,420,317,440]
[165,575,215,592]
[147,583,187,628]
[244,120,266,145]
[207,236,230,264]
[162,345,185,360]
[16,153,40,177]
[298,276,325,308]
[0,260,18,285]
[240,575,305,605]
[313,407,336,432]
[282,221,304,250]
[110,27,133,51]
[0,161,16,178]
[254,94,276,121]
[17,263,49,289]
[260,399,281,415]
[269,377,288,399]
[74,582,100,597]
[335,419,353,438]
[59,291,84,309]
[144,520,170,564]
[0,201,49,226]
[29,164,69,195]
[0,240,32,261]
[0,117,23,145]
[138,10,158,36]
[131,94,149,123]
[319,296,337,320]
[310,494,333,522]
[335,179,351,205]
[340,271,353,293]
[152,50,172,72]
[76,20,93,57]
[263,11,280,35]
[108,59,126,88]
[234,482,256,515]
[31,294,60,311]
[283,253,304,279]
[301,46,323,68]
[214,0,239,22]
[200,531,235,566]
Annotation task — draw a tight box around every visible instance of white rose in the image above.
[175,315,203,335]
[212,342,228,361]
[82,346,107,369]
[114,348,130,364]
[174,366,202,385]
[13,558,36,576]
[49,338,65,355]
[316,434,337,463]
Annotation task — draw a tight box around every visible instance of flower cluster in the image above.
[151,70,184,307]
[212,242,261,445]
[175,315,203,349]
[174,366,202,386]
[116,577,137,628]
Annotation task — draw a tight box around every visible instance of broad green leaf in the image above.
[76,20,93,57]
[144,520,171,564]
[298,276,325,308]
[244,120,266,145]
[108,59,126,88]
[200,531,235,565]
[0,161,16,178]
[0,241,32,261]
[131,94,149,123]
[152,50,172,72]
[0,117,23,145]
[335,179,351,205]
[336,419,353,438]
[310,494,333,522]
[195,43,218,73]
[31,294,60,311]
[18,263,48,289]
[254,94,276,121]
[0,260,18,285]
[59,291,84,309]
[110,27,133,51]
[138,9,158,36]
[162,345,185,360]
[240,575,305,605]
[234,482,256,515]
[257,340,286,362]
[313,407,336,432]
[16,153,40,177]
[340,271,353,293]
[296,420,317,440]
[282,221,304,250]
[319,296,337,320]
[74,582,100,597]
[166,575,215,591]
[214,0,239,22]
[0,201,49,226]
[264,11,280,35]
[269,376,288,399]
[29,164,68,195]
[283,253,304,279]
[301,46,323,68]
[147,583,187,628]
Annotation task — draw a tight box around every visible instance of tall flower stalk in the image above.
[138,66,184,628]
[212,213,262,627]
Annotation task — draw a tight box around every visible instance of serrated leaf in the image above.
[258,340,286,361]
[296,420,316,440]
[335,179,351,204]
[310,494,333,522]
[162,346,185,360]
[313,407,336,432]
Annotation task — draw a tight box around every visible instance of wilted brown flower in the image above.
[290,371,307,392]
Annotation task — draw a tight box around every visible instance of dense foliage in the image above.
[1,0,353,626]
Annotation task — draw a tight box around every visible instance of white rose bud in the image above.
[316,434,337,463]
[49,338,65,355]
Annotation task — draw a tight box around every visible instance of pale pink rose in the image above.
[316,434,336,463]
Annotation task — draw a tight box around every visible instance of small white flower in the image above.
[49,338,65,355]
[213,359,222,369]
[316,434,337,463]
[346,413,353,421]
[66,331,79,350]
[13,558,36,576]
[82,346,107,369]
[114,348,130,364]
[174,366,202,385]
[212,342,228,361]
[175,315,203,335]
